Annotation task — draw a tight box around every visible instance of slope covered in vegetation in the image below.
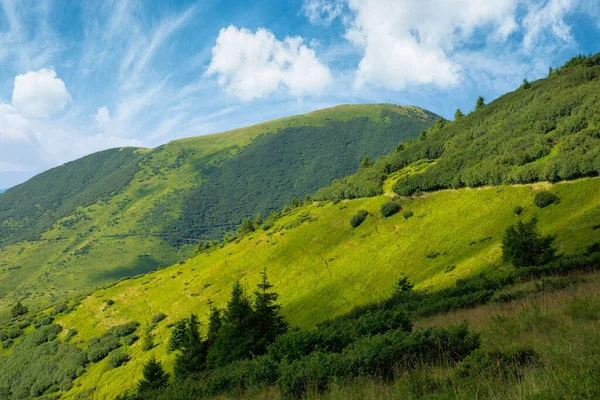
[0,104,435,317]
[0,173,596,399]
[316,53,600,201]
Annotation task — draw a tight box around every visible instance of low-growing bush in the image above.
[65,328,78,342]
[105,299,116,307]
[587,242,600,254]
[108,349,131,368]
[2,338,14,349]
[34,315,53,329]
[123,334,139,346]
[458,347,539,378]
[277,323,480,396]
[380,201,401,217]
[534,191,559,208]
[152,312,167,324]
[513,205,524,215]
[403,210,414,219]
[350,210,369,228]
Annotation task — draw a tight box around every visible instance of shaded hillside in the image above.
[0,104,436,314]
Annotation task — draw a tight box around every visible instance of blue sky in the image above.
[0,0,599,188]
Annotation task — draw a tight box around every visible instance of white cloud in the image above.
[206,26,332,101]
[94,106,111,125]
[0,103,31,142]
[523,0,574,49]
[305,0,583,91]
[339,0,520,91]
[303,0,344,26]
[12,69,70,118]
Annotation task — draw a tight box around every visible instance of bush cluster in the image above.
[534,191,560,208]
[380,201,401,217]
[350,210,369,228]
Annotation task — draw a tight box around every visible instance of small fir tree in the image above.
[138,356,169,392]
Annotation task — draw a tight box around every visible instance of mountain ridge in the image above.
[0,104,437,316]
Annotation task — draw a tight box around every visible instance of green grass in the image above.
[0,104,435,319]
[38,176,600,399]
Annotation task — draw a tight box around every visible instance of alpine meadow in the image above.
[1,2,600,400]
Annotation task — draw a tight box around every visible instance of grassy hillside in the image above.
[0,104,435,317]
[0,175,594,399]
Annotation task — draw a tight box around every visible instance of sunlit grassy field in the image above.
[46,176,600,399]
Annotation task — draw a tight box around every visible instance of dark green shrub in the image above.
[31,324,63,346]
[51,303,68,316]
[458,347,539,378]
[123,334,139,346]
[403,210,414,219]
[10,301,28,318]
[502,218,557,267]
[105,299,115,307]
[16,319,32,329]
[534,191,559,208]
[152,312,167,324]
[108,349,130,368]
[2,338,14,349]
[513,205,524,215]
[380,201,401,217]
[34,315,53,329]
[587,242,600,254]
[277,323,479,397]
[65,329,78,342]
[4,326,22,339]
[105,321,140,337]
[350,210,368,228]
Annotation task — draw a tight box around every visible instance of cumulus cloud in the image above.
[206,26,332,101]
[12,68,71,118]
[305,0,582,91]
[341,0,520,90]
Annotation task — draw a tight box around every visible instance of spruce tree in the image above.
[142,326,154,351]
[206,302,222,346]
[173,314,207,378]
[475,96,486,111]
[454,109,464,120]
[502,218,556,267]
[138,356,169,392]
[207,281,256,368]
[360,155,372,168]
[10,301,28,318]
[252,269,288,355]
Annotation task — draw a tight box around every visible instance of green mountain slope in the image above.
[0,104,436,316]
[10,176,599,399]
[316,54,600,201]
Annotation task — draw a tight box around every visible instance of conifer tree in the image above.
[138,356,169,393]
[502,218,556,267]
[172,314,207,378]
[360,155,372,168]
[454,109,464,120]
[475,96,486,111]
[206,301,222,346]
[254,214,264,229]
[10,301,28,318]
[207,281,256,368]
[142,326,154,351]
[252,269,288,354]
